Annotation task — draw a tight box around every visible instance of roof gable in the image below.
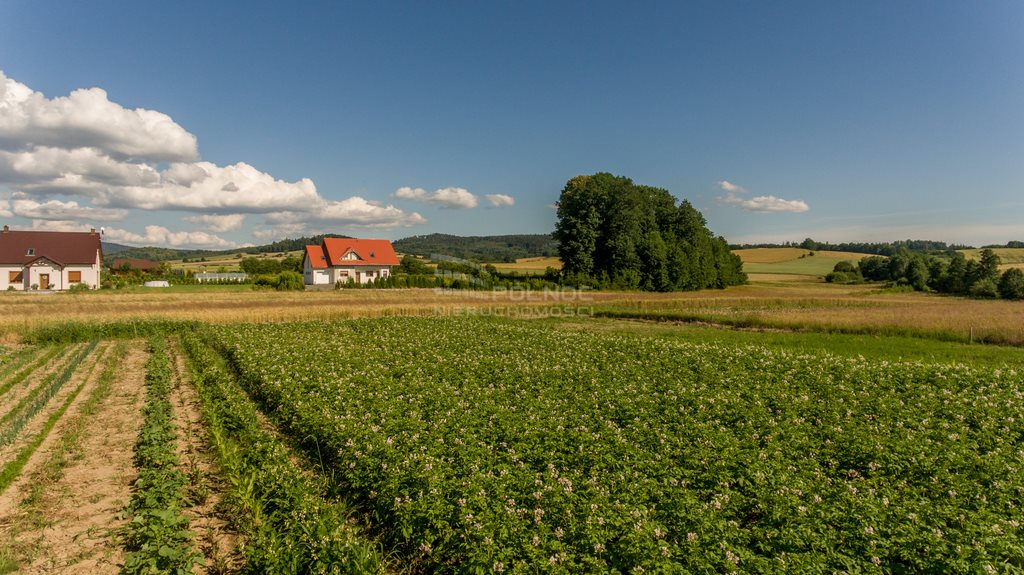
[304,245,328,269]
[321,238,399,267]
[0,228,102,265]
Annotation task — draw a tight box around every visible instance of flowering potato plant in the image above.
[213,317,1024,573]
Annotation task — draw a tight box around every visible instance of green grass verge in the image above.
[541,316,1024,368]
[589,306,1020,346]
[23,320,199,345]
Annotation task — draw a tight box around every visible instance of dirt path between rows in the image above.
[169,338,242,573]
[0,341,147,574]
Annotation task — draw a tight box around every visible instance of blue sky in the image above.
[1,1,1021,248]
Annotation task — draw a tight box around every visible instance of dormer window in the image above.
[26,248,34,256]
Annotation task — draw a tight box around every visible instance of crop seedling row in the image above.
[0,340,101,495]
[180,331,386,574]
[120,337,203,575]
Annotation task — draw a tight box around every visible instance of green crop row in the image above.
[0,344,47,384]
[212,316,1024,574]
[0,342,95,448]
[0,341,101,495]
[0,345,63,403]
[121,337,202,575]
[180,331,386,574]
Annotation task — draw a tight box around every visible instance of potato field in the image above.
[209,317,1024,574]
[1,316,1022,574]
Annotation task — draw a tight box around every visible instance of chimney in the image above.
[2,225,8,233]
[90,228,96,234]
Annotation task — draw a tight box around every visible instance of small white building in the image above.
[303,238,399,286]
[0,226,103,291]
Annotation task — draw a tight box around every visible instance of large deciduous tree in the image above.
[554,173,746,291]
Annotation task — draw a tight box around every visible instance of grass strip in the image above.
[591,308,993,345]
[120,337,202,575]
[0,341,100,495]
[0,342,96,448]
[22,319,199,345]
[0,345,63,400]
[180,331,385,574]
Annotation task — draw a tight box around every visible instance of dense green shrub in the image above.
[998,268,1024,299]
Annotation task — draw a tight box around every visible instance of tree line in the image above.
[734,238,973,256]
[827,248,1024,299]
[554,173,746,291]
[392,233,558,263]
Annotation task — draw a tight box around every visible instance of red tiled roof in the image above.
[0,228,102,265]
[321,238,399,267]
[304,245,328,269]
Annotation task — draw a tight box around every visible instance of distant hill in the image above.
[392,233,558,263]
[100,233,351,262]
[731,239,973,256]
[101,242,133,255]
[733,247,870,276]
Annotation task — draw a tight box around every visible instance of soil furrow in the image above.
[0,341,146,574]
[0,343,101,469]
[0,345,78,423]
[168,337,242,573]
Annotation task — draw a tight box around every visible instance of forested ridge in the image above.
[391,233,557,262]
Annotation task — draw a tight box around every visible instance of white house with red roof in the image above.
[303,237,400,286]
[0,226,103,291]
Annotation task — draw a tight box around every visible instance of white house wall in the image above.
[330,267,390,285]
[73,264,101,289]
[0,263,99,291]
[303,258,331,285]
[0,265,21,290]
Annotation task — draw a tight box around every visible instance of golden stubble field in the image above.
[2,277,1023,345]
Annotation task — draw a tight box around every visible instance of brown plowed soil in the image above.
[0,341,147,574]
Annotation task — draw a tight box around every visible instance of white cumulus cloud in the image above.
[716,180,809,213]
[10,194,128,221]
[0,70,427,241]
[103,225,238,249]
[0,70,198,161]
[27,219,96,232]
[485,193,515,208]
[716,180,746,194]
[185,213,245,232]
[395,186,478,209]
[258,196,427,238]
[105,161,320,212]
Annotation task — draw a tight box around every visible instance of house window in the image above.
[8,271,22,283]
[68,271,82,283]
[26,248,34,256]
